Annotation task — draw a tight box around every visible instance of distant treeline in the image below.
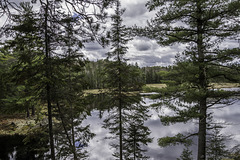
[84,60,237,89]
[83,60,170,89]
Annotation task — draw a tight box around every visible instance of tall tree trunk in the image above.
[44,1,55,159]
[47,85,55,160]
[119,99,123,160]
[71,116,77,160]
[133,126,136,160]
[196,2,207,159]
[118,53,123,160]
[198,99,207,160]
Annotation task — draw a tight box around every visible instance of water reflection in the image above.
[0,94,239,159]
[102,97,152,159]
[54,100,95,160]
[84,95,240,160]
[0,133,48,160]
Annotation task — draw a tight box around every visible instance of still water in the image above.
[83,97,240,160]
[0,95,239,160]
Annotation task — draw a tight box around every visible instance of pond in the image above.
[83,96,240,160]
[0,94,239,160]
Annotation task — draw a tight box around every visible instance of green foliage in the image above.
[103,1,150,159]
[142,85,163,93]
[158,133,192,147]
[23,126,49,155]
[141,66,168,84]
[206,126,230,160]
[84,60,144,90]
[0,51,16,110]
[0,3,42,115]
[177,147,193,160]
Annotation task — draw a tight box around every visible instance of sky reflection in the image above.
[83,97,240,160]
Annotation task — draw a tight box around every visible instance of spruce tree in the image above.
[1,0,115,159]
[103,1,148,159]
[1,2,43,115]
[206,126,230,160]
[103,2,131,159]
[140,0,240,159]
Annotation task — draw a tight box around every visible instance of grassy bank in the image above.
[210,83,240,89]
[142,83,240,92]
[0,114,35,135]
[83,83,240,95]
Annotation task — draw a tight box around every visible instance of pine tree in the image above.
[140,0,240,159]
[177,146,193,160]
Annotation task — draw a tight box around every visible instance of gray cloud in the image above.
[131,55,161,65]
[85,42,104,51]
[160,54,175,63]
[128,53,175,67]
[134,43,151,51]
[123,3,147,18]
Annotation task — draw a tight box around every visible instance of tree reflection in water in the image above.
[102,94,153,160]
[54,98,95,160]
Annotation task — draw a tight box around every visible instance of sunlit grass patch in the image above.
[142,84,166,92]
[210,83,240,89]
[145,84,167,88]
[83,89,106,95]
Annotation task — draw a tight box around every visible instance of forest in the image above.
[0,0,240,160]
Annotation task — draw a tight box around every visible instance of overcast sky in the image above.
[83,0,181,67]
[1,0,238,67]
[83,0,239,67]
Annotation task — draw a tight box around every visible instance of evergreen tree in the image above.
[37,0,115,158]
[177,146,193,160]
[123,103,152,160]
[0,48,16,112]
[103,0,146,159]
[103,1,129,157]
[140,0,240,159]
[1,0,115,159]
[206,126,230,160]
[1,2,43,115]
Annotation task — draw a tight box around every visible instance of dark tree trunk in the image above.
[119,103,123,160]
[31,106,35,116]
[70,105,77,160]
[56,102,77,159]
[196,2,207,159]
[44,1,55,159]
[198,99,207,160]
[26,106,30,118]
[47,87,55,160]
[133,126,136,160]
